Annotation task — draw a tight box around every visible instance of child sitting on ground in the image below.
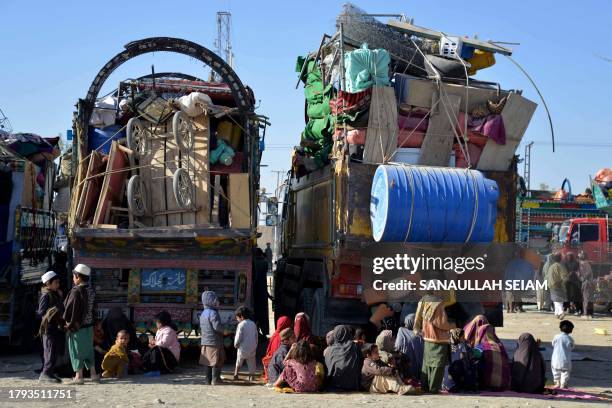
[361,343,417,395]
[267,328,295,386]
[443,328,478,393]
[551,320,575,389]
[102,330,130,378]
[354,328,367,346]
[273,340,318,393]
[233,306,258,381]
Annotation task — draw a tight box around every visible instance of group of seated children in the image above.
[73,289,578,396]
[260,299,576,395]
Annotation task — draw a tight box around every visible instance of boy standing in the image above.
[200,291,225,385]
[37,271,64,383]
[63,264,98,384]
[233,306,258,381]
[552,320,575,388]
[414,294,455,393]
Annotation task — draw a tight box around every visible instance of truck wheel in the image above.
[311,288,326,336]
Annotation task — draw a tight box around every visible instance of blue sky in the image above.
[1,0,610,196]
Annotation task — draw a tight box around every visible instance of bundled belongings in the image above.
[71,66,263,230]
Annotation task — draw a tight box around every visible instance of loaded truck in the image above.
[67,37,268,339]
[275,6,538,334]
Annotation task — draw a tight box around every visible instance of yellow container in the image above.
[217,120,243,150]
[468,50,496,75]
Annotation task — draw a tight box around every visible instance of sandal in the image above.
[90,375,101,383]
[68,378,84,385]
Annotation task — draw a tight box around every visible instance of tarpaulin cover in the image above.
[298,57,334,168]
[88,125,125,154]
[344,44,390,93]
[0,133,60,163]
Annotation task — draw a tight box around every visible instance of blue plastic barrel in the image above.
[370,165,499,243]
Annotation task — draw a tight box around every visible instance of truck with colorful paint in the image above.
[0,137,58,347]
[67,38,268,342]
[275,7,538,334]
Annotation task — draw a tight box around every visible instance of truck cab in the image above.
[558,217,611,274]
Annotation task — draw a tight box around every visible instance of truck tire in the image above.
[311,288,327,336]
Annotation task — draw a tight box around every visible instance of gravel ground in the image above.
[0,308,610,408]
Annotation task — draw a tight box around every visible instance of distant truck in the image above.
[557,217,611,276]
[0,141,57,347]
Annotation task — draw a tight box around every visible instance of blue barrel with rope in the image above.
[370,165,499,242]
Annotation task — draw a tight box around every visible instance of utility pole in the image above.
[523,141,534,195]
[212,11,233,81]
[271,170,285,196]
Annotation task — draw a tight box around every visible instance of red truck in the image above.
[557,217,611,276]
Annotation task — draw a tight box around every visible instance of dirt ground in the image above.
[1,308,610,408]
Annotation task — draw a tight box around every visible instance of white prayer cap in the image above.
[41,271,58,284]
[73,264,91,276]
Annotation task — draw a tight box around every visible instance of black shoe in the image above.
[211,368,223,385]
[203,366,212,385]
[39,373,61,383]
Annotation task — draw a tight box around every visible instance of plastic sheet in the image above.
[344,45,391,92]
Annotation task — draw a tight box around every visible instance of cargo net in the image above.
[336,3,433,76]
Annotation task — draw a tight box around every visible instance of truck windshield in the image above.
[558,222,570,243]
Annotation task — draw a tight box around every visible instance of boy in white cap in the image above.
[37,271,64,383]
[63,264,99,384]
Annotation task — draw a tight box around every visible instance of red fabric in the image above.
[398,113,429,132]
[456,112,497,147]
[454,143,483,168]
[266,316,291,357]
[397,129,426,148]
[330,88,372,116]
[347,129,367,145]
[262,316,292,381]
[294,313,314,343]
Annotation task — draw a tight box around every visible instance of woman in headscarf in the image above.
[463,315,489,348]
[395,313,424,380]
[294,312,314,343]
[324,325,363,391]
[102,307,138,351]
[375,330,395,364]
[548,252,569,319]
[578,251,595,319]
[262,316,292,381]
[563,252,583,315]
[511,333,546,393]
[463,315,511,391]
